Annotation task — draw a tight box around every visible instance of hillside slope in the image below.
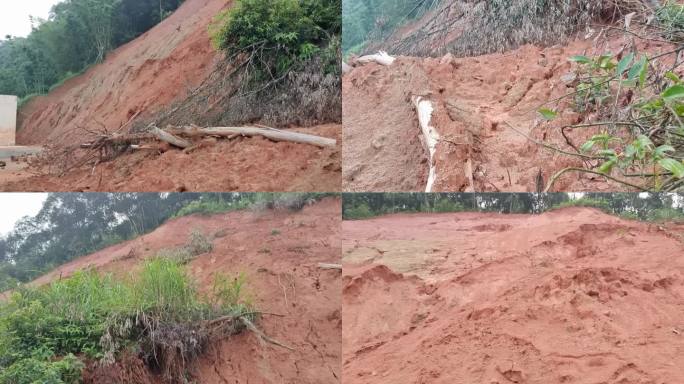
[21,198,342,383]
[4,0,341,191]
[343,208,684,383]
[18,0,225,146]
[342,14,684,192]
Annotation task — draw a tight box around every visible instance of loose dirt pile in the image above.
[2,0,341,191]
[343,207,684,383]
[29,198,342,383]
[343,33,678,192]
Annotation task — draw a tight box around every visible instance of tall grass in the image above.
[0,258,253,383]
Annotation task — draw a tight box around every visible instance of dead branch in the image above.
[166,125,337,148]
[151,127,192,149]
[318,263,342,270]
[240,316,295,351]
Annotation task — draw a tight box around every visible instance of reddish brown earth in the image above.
[29,198,342,383]
[343,207,684,383]
[0,124,341,192]
[343,34,679,192]
[2,0,341,191]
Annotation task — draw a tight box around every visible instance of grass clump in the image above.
[174,199,250,218]
[157,228,213,264]
[0,259,254,383]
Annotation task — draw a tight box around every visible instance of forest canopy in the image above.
[342,0,442,54]
[343,193,684,221]
[0,0,185,101]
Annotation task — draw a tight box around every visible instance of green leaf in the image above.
[598,159,617,174]
[635,135,654,150]
[655,145,675,157]
[538,108,557,120]
[598,55,616,70]
[658,158,684,178]
[617,53,634,76]
[580,140,595,153]
[662,84,684,101]
[597,149,617,158]
[623,144,637,159]
[569,55,591,64]
[674,104,684,116]
[665,71,681,84]
[628,55,647,83]
[590,133,612,142]
[639,55,649,86]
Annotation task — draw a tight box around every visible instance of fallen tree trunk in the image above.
[318,263,342,270]
[411,96,440,193]
[151,127,192,149]
[165,125,337,148]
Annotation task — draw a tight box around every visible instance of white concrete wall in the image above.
[0,95,17,146]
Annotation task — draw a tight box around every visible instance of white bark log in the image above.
[169,126,337,148]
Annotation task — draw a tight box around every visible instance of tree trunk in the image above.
[166,126,337,148]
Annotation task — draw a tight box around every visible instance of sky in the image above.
[0,0,62,38]
[0,193,47,236]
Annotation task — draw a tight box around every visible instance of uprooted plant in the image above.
[0,258,288,384]
[533,1,684,191]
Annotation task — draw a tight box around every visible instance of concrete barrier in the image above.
[0,95,17,146]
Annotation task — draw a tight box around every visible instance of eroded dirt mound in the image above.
[343,32,678,192]
[31,198,342,383]
[343,207,684,383]
[6,0,341,191]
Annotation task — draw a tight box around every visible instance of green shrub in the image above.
[433,199,465,213]
[0,259,253,383]
[551,197,612,211]
[0,354,84,384]
[344,203,374,220]
[174,199,245,217]
[646,207,684,222]
[210,0,341,78]
[656,1,684,41]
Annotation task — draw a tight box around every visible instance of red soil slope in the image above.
[343,208,684,383]
[18,0,225,146]
[5,0,341,191]
[343,34,678,192]
[29,198,342,383]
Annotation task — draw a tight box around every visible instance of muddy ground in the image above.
[342,207,684,383]
[343,34,679,192]
[1,0,341,192]
[24,198,342,383]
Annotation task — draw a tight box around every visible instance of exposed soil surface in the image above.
[343,35,678,192]
[0,124,341,192]
[26,198,342,383]
[343,207,684,383]
[3,0,340,191]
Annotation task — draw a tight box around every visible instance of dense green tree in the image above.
[343,193,684,219]
[0,0,186,99]
[342,0,442,53]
